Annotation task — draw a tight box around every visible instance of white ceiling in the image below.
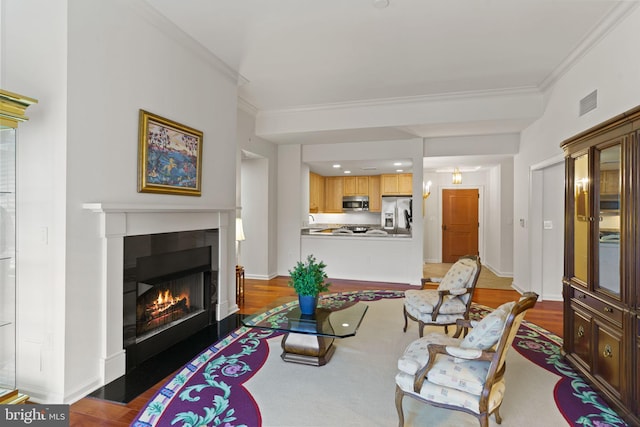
[145,0,633,173]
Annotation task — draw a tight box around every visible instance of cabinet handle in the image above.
[577,294,587,299]
[577,325,584,338]
[603,344,613,358]
[603,306,613,313]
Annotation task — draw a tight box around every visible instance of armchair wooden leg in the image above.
[418,321,424,338]
[402,306,408,332]
[494,406,502,424]
[395,385,405,427]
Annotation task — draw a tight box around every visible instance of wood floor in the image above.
[68,276,563,426]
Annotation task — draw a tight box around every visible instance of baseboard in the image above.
[482,263,513,278]
[541,293,563,301]
[245,272,278,280]
[64,376,103,404]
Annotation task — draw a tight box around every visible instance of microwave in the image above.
[342,196,369,211]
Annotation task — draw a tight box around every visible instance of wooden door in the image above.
[442,189,479,262]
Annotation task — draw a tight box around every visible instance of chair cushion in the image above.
[397,332,461,375]
[437,258,476,293]
[404,290,467,315]
[426,355,491,395]
[395,370,506,415]
[460,301,515,350]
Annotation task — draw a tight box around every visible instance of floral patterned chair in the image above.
[403,255,481,337]
[394,292,538,427]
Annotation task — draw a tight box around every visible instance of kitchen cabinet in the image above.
[343,176,368,196]
[381,173,412,195]
[309,172,325,213]
[368,175,381,212]
[0,90,36,404]
[324,176,344,213]
[561,105,640,425]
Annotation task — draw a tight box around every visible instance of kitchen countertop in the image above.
[301,224,411,238]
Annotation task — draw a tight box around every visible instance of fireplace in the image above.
[123,230,218,372]
[83,203,232,384]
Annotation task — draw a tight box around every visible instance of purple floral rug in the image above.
[131,291,628,427]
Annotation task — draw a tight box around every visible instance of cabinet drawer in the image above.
[594,318,623,398]
[572,289,623,326]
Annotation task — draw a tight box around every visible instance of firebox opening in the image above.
[123,229,218,373]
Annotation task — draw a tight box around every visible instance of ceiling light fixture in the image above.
[344,170,352,174]
[452,168,462,184]
[373,0,389,9]
[333,164,341,168]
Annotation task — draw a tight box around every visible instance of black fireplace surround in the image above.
[123,229,218,372]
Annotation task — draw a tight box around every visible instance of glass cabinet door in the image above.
[0,127,16,397]
[573,153,590,285]
[596,144,621,296]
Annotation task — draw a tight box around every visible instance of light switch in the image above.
[543,220,553,230]
[519,219,525,227]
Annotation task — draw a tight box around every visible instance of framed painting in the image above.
[138,110,203,196]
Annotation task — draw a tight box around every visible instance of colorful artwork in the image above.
[138,110,203,196]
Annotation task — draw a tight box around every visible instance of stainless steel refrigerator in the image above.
[381,195,412,235]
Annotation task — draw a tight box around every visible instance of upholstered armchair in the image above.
[403,255,481,337]
[395,292,538,427]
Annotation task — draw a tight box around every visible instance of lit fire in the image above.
[152,290,189,312]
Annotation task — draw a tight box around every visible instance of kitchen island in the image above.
[301,225,418,285]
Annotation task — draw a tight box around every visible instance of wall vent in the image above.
[580,90,598,116]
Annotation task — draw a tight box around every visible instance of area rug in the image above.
[131,291,628,427]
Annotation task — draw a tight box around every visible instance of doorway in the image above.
[442,189,479,262]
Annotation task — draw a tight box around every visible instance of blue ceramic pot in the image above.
[298,295,318,315]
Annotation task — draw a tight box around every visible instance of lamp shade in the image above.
[236,218,246,241]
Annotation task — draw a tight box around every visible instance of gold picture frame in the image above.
[138,110,203,196]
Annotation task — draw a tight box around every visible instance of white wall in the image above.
[241,158,270,277]
[541,162,564,300]
[4,0,68,403]
[237,108,278,279]
[4,0,239,403]
[277,144,303,274]
[514,5,640,291]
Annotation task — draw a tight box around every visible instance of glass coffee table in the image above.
[241,297,368,366]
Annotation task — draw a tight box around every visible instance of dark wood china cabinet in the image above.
[562,105,640,426]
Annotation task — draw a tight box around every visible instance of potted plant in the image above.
[288,254,331,315]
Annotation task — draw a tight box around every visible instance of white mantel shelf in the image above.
[83,203,235,213]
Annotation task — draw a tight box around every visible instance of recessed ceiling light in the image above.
[344,170,352,174]
[373,0,389,9]
[393,162,402,166]
[333,164,341,168]
[396,169,403,172]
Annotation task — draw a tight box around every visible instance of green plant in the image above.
[288,255,331,297]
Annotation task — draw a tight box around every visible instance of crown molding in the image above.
[126,0,241,85]
[539,1,640,91]
[257,86,541,117]
[237,97,258,116]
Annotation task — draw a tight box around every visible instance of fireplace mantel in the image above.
[84,202,233,384]
[83,203,235,214]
